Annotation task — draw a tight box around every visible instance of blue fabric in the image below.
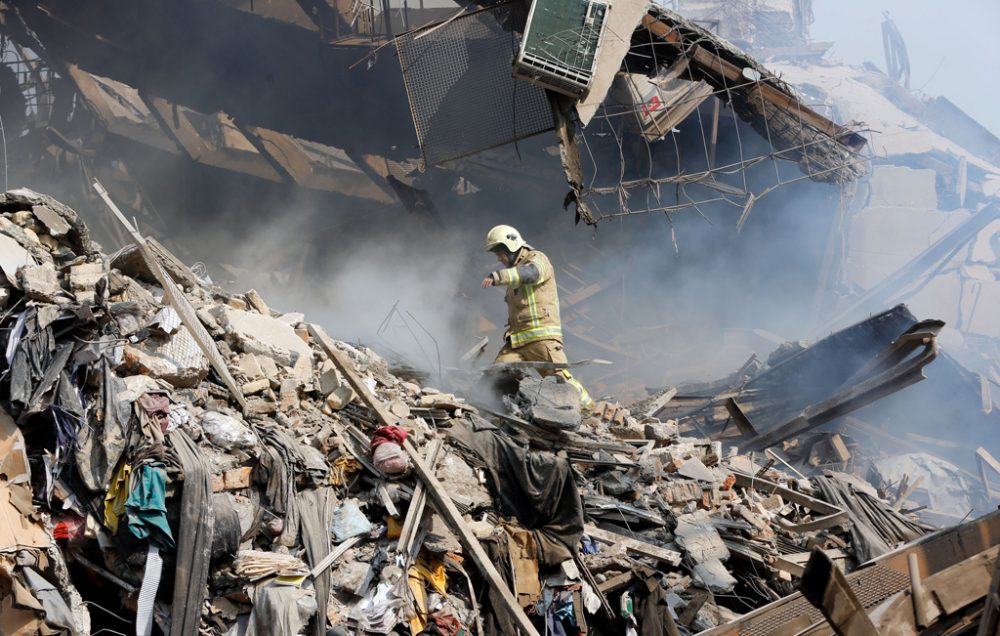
[125,463,175,549]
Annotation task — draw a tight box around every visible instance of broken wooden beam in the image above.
[585,525,682,566]
[309,536,363,579]
[893,475,925,511]
[732,471,848,532]
[640,15,864,151]
[907,553,929,629]
[318,325,539,635]
[397,438,443,558]
[93,180,248,411]
[403,437,540,636]
[308,323,400,428]
[645,387,678,419]
[801,548,880,636]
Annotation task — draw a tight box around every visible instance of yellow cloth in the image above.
[103,463,132,533]
[407,552,447,635]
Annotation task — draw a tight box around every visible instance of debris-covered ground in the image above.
[2,188,998,636]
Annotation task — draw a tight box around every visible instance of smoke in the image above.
[6,0,988,400]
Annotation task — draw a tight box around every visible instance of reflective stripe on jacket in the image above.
[494,248,562,348]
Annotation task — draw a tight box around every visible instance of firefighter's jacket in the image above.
[490,247,563,348]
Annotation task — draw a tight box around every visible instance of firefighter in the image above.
[480,224,593,409]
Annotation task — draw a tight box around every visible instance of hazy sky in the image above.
[811,0,1000,137]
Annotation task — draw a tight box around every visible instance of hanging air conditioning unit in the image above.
[513,0,609,97]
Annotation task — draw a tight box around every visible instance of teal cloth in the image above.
[125,463,175,549]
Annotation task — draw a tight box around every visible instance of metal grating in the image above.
[395,1,554,166]
[739,565,910,636]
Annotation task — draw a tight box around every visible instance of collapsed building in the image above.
[0,0,999,634]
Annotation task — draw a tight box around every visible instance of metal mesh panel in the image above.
[738,564,910,636]
[396,2,554,166]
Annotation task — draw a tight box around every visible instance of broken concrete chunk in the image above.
[329,560,371,593]
[693,559,737,593]
[69,262,104,293]
[278,378,298,411]
[257,354,279,379]
[241,378,269,395]
[644,420,678,442]
[324,386,356,412]
[518,375,582,430]
[197,306,225,337]
[278,312,305,326]
[0,234,35,287]
[867,165,938,209]
[674,514,730,563]
[121,333,210,388]
[30,204,71,237]
[17,264,62,302]
[677,457,716,483]
[238,353,264,381]
[209,304,313,373]
[244,288,270,315]
[318,368,341,396]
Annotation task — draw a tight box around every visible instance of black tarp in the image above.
[448,415,583,567]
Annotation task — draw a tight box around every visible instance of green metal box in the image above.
[513,0,609,97]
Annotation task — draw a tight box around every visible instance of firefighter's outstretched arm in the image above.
[484,258,547,288]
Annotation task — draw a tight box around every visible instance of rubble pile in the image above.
[0,188,985,635]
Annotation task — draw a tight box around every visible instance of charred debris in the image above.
[1,0,1000,635]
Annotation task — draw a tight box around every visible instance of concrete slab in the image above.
[210,305,314,374]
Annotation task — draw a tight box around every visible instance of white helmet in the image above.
[484,225,525,253]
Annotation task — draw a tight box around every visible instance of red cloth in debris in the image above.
[429,613,462,636]
[369,425,408,452]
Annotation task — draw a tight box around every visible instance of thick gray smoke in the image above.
[7,0,997,400]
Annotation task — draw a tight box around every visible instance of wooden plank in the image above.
[317,327,539,635]
[907,553,930,629]
[563,282,602,307]
[731,472,848,532]
[404,437,540,636]
[975,555,1000,636]
[397,438,443,558]
[576,556,614,619]
[905,431,970,449]
[644,387,678,419]
[828,434,851,463]
[92,181,248,411]
[596,571,633,594]
[585,525,682,566]
[678,588,711,626]
[801,549,880,636]
[893,475,924,511]
[308,324,400,428]
[309,536,362,578]
[932,559,992,614]
[724,397,758,436]
[774,549,848,578]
